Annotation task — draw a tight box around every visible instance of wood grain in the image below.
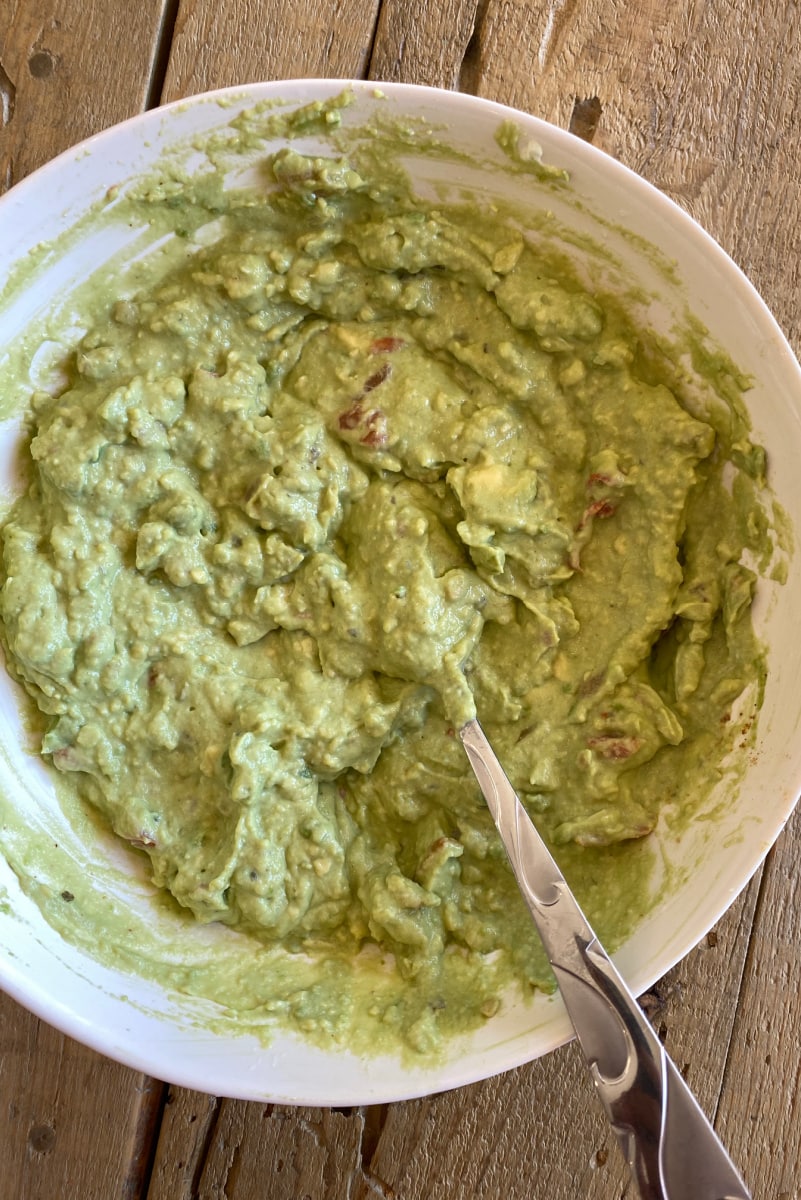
[713,804,801,1195]
[368,0,480,89]
[147,1089,219,1200]
[149,1095,368,1199]
[0,989,164,1199]
[0,0,171,192]
[198,1104,366,1198]
[158,0,381,104]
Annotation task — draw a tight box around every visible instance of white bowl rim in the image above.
[0,76,799,1103]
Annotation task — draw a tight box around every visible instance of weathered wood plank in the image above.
[147,1089,220,1200]
[188,1099,362,1195]
[0,990,164,1200]
[368,0,480,89]
[712,804,801,1196]
[158,0,381,104]
[0,0,171,191]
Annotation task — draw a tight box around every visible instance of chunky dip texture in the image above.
[0,99,773,1053]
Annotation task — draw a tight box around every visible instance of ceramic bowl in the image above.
[0,80,799,1103]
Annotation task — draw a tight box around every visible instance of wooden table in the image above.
[2,1,800,1196]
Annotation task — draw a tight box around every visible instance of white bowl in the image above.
[0,79,799,1104]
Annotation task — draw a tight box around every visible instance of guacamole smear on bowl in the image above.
[0,103,775,1055]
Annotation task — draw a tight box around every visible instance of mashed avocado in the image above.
[0,108,773,1053]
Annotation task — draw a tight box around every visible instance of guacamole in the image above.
[0,109,773,1052]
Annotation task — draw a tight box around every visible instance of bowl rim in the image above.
[1,76,800,1104]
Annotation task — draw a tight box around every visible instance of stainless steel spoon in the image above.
[460,717,751,1200]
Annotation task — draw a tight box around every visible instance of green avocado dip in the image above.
[0,97,776,1056]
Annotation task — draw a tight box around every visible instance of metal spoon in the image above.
[460,717,751,1200]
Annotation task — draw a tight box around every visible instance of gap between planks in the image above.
[145,0,183,109]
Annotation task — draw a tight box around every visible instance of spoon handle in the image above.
[459,718,751,1200]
